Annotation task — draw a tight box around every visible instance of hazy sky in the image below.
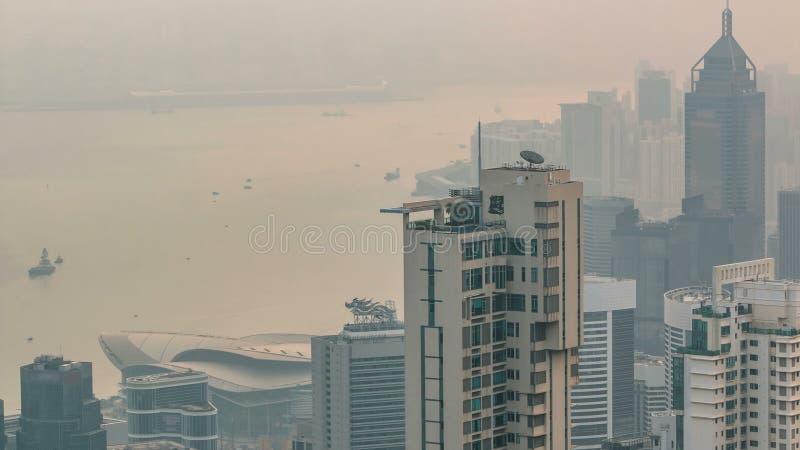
[1,0,798,101]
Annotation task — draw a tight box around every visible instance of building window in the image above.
[471,398,482,412]
[531,295,539,312]
[492,265,507,289]
[531,239,538,256]
[531,324,546,342]
[542,238,559,257]
[509,238,525,256]
[531,268,539,283]
[492,320,507,342]
[471,297,489,316]
[542,267,559,287]
[470,354,481,369]
[471,325,482,347]
[462,268,483,292]
[543,295,560,314]
[491,237,508,256]
[531,371,547,385]
[462,241,484,261]
[492,294,506,312]
[507,294,526,312]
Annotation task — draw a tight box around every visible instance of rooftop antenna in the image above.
[722,0,732,37]
[477,121,482,187]
[477,121,483,225]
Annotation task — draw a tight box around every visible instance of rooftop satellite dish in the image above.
[520,150,544,165]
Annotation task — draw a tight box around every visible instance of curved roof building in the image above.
[98,332,312,446]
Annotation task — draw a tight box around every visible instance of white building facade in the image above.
[389,164,583,450]
[663,286,730,411]
[570,277,636,449]
[672,260,785,450]
[633,355,668,436]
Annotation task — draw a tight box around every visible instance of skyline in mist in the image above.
[2,0,799,103]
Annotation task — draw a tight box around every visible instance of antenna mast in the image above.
[477,121,482,187]
[477,121,483,225]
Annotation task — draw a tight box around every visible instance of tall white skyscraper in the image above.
[386,162,583,449]
[311,300,405,450]
[662,286,729,411]
[671,259,777,450]
[570,276,635,449]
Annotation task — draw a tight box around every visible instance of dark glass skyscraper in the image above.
[584,196,635,277]
[684,6,766,262]
[638,70,672,124]
[16,355,107,450]
[778,188,800,279]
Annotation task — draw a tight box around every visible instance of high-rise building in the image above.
[637,70,672,125]
[125,370,218,450]
[1,398,6,450]
[778,188,800,279]
[588,89,638,198]
[16,355,107,450]
[769,162,800,226]
[584,197,634,277]
[762,64,800,224]
[386,163,583,449]
[662,286,731,411]
[637,126,684,219]
[671,259,784,450]
[311,299,405,450]
[570,276,635,449]
[612,198,744,356]
[633,355,667,437]
[562,102,603,195]
[684,5,766,262]
[611,208,673,356]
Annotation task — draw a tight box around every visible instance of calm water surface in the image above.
[0,84,578,410]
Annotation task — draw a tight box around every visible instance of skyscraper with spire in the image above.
[684,4,766,262]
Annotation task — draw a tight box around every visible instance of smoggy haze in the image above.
[2,0,799,102]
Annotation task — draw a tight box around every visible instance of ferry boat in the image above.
[29,248,56,277]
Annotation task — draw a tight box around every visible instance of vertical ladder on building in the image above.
[420,243,444,450]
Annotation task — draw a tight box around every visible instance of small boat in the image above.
[243,185,253,190]
[29,248,56,277]
[384,168,400,182]
[54,255,64,264]
[321,110,348,117]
